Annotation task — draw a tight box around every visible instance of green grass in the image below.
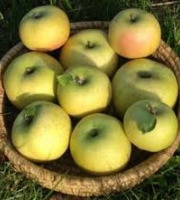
[0,162,53,200]
[1,155,180,200]
[0,0,180,199]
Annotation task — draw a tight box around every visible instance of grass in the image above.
[0,0,180,199]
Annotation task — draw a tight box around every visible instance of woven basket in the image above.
[0,21,180,198]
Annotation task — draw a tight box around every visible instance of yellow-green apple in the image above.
[70,113,131,175]
[112,58,178,118]
[56,65,112,118]
[11,101,72,162]
[59,29,119,77]
[123,99,178,152]
[3,51,64,109]
[19,5,70,51]
[108,8,161,58]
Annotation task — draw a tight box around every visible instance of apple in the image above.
[70,113,131,175]
[11,101,72,162]
[123,99,178,152]
[3,51,64,109]
[59,29,119,77]
[112,58,178,118]
[108,8,161,58]
[19,5,70,51]
[56,65,112,117]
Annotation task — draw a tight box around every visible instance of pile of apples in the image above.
[3,5,179,175]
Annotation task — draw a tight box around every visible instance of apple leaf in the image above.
[23,105,39,125]
[57,74,73,86]
[129,104,157,134]
[138,115,156,134]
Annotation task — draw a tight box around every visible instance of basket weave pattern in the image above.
[0,21,180,197]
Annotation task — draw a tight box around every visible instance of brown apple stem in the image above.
[74,76,87,85]
[138,71,152,79]
[130,14,137,23]
[146,104,158,115]
[25,67,36,75]
[33,13,43,19]
[86,41,95,49]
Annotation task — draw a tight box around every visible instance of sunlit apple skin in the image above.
[112,58,178,118]
[123,99,178,152]
[3,52,64,109]
[108,8,161,58]
[56,65,112,118]
[70,113,131,175]
[12,101,72,162]
[59,29,119,77]
[19,5,70,51]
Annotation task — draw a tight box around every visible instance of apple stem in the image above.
[138,71,152,79]
[57,74,87,86]
[130,14,137,23]
[33,13,42,19]
[74,76,87,85]
[86,41,95,49]
[146,104,158,115]
[25,67,36,75]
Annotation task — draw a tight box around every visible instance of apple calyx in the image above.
[86,41,95,49]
